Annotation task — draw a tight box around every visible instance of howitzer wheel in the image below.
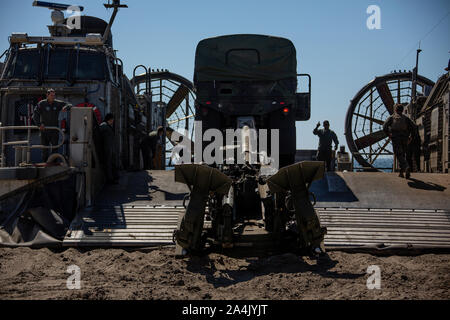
[345,72,434,171]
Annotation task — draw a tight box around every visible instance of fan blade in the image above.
[369,138,392,165]
[166,85,189,118]
[353,113,385,126]
[376,82,395,114]
[354,130,387,150]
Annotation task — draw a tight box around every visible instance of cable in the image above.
[397,11,450,68]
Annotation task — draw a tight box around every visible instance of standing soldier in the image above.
[313,120,339,171]
[99,113,119,184]
[383,104,416,178]
[140,126,164,170]
[32,89,71,162]
[406,123,421,173]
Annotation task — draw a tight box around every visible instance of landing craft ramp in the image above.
[63,170,188,247]
[63,170,450,252]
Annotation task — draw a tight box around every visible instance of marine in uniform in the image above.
[313,120,339,171]
[383,104,416,178]
[406,123,421,172]
[32,89,71,162]
[99,113,119,184]
[140,126,164,170]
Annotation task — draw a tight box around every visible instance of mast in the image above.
[102,0,128,44]
[411,46,422,119]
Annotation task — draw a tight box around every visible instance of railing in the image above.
[0,125,64,167]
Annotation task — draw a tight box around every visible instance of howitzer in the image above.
[173,161,327,255]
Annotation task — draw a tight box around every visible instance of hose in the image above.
[309,191,317,206]
[285,191,317,213]
[1,188,35,228]
[182,193,190,209]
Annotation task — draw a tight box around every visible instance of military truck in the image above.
[194,34,311,167]
[174,35,327,256]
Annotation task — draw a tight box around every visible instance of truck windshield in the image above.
[75,52,106,80]
[6,49,40,79]
[4,48,108,81]
[45,49,70,79]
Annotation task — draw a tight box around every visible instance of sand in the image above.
[0,247,449,300]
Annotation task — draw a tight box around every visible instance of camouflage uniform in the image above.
[313,128,339,171]
[99,121,119,183]
[32,99,69,161]
[383,113,416,173]
[140,130,159,170]
[406,124,421,172]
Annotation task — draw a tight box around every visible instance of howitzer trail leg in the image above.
[286,166,326,251]
[174,164,232,253]
[176,190,208,252]
[267,162,327,253]
[291,190,327,250]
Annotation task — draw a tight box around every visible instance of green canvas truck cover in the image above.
[194,34,297,82]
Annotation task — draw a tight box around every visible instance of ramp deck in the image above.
[63,170,450,251]
[63,205,450,250]
[64,205,184,247]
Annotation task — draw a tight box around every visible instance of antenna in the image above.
[103,0,128,9]
[411,47,422,103]
[409,46,423,120]
[102,0,128,43]
[32,1,84,12]
[33,1,84,32]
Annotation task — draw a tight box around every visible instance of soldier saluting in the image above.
[313,120,339,171]
[383,104,416,179]
[32,89,71,162]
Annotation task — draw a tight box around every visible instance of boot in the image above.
[405,168,411,179]
[398,170,404,178]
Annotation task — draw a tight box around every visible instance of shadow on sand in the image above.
[185,252,364,289]
[407,178,446,192]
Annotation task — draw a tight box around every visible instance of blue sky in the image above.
[0,0,449,150]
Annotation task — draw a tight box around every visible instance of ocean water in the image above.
[353,157,394,172]
[167,157,395,172]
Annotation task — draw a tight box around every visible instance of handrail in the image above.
[0,125,65,167]
[132,65,149,94]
